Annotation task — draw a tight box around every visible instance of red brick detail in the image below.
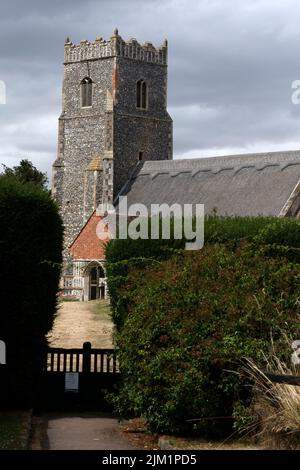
[69,212,110,260]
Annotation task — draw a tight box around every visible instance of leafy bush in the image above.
[254,217,300,248]
[253,218,300,263]
[105,237,185,265]
[106,257,160,330]
[106,216,300,331]
[0,178,63,406]
[108,225,300,435]
[105,221,185,330]
[204,215,276,244]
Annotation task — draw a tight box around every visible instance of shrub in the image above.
[254,217,300,248]
[106,257,160,330]
[0,178,63,406]
[253,218,300,263]
[105,222,185,330]
[111,241,300,436]
[204,215,276,244]
[105,216,280,330]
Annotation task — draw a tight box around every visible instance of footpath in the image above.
[31,412,138,450]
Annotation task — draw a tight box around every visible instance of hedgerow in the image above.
[0,177,63,406]
[106,216,300,330]
[112,242,300,435]
[106,216,300,435]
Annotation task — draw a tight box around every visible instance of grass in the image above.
[239,348,300,449]
[60,297,80,302]
[91,299,112,319]
[0,412,30,449]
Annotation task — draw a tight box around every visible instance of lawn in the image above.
[91,299,112,318]
[0,412,30,449]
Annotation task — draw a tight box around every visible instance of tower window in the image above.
[81,77,93,107]
[138,151,143,161]
[136,79,147,109]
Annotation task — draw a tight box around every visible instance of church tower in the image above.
[52,30,173,250]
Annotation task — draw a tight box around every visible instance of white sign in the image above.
[65,372,79,392]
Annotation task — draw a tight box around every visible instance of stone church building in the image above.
[52,30,300,300]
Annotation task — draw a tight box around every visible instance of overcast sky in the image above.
[1,0,300,180]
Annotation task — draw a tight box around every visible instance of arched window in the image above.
[81,77,93,107]
[136,79,147,109]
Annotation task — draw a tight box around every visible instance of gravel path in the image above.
[47,300,113,349]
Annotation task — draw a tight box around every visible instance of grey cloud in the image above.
[1,0,300,178]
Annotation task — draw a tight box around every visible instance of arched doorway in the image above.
[89,266,99,300]
[84,262,106,301]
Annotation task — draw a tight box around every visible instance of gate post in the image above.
[82,342,91,374]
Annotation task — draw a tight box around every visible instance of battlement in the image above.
[64,29,168,65]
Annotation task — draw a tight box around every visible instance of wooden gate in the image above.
[40,342,120,410]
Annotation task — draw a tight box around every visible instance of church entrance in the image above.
[89,267,99,300]
[84,262,106,301]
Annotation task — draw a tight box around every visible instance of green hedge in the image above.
[113,242,300,435]
[0,178,63,406]
[106,216,280,265]
[106,216,300,331]
[106,216,300,436]
[105,220,186,330]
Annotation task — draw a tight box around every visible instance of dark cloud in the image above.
[1,0,300,176]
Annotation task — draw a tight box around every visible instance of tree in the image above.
[1,159,48,189]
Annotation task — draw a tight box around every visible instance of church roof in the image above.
[117,150,300,217]
[69,211,107,260]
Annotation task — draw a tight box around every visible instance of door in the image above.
[89,267,99,300]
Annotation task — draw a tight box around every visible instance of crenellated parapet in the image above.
[64,29,168,65]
